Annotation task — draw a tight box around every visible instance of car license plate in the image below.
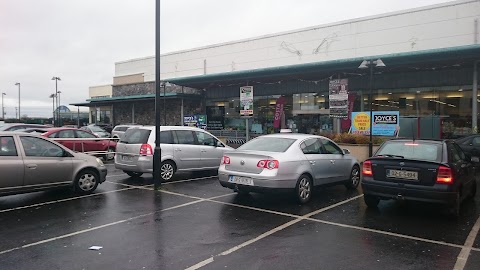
[228,176,254,186]
[122,155,133,162]
[386,169,418,180]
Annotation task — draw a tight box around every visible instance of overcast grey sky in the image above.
[0,0,454,118]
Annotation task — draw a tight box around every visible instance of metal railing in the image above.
[51,137,117,158]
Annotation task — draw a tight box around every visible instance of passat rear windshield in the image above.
[121,129,151,144]
[376,141,442,162]
[238,137,296,153]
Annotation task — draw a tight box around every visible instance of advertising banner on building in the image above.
[183,115,207,129]
[351,111,400,136]
[329,79,349,118]
[240,86,253,117]
[341,93,356,130]
[273,96,286,129]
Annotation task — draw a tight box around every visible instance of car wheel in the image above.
[74,169,99,195]
[105,147,115,161]
[160,161,176,181]
[124,171,143,178]
[345,165,360,190]
[295,174,313,204]
[448,192,461,217]
[364,195,380,208]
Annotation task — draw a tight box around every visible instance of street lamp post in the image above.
[14,83,20,120]
[1,93,5,120]
[358,59,386,157]
[152,0,162,189]
[49,94,56,125]
[58,90,62,126]
[52,77,61,127]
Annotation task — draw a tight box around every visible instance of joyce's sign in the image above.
[351,111,400,136]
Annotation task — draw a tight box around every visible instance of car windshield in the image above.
[237,137,296,152]
[89,126,105,132]
[0,124,14,131]
[375,141,442,162]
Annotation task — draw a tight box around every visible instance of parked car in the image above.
[80,125,111,138]
[0,132,107,196]
[115,126,233,180]
[0,123,49,131]
[111,124,140,140]
[42,128,117,160]
[218,134,360,203]
[455,134,480,158]
[361,139,477,216]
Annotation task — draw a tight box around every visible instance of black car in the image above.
[361,139,477,216]
[455,134,480,158]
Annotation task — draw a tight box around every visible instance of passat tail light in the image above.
[139,144,153,156]
[436,165,453,184]
[257,160,279,170]
[222,155,230,165]
[362,160,373,176]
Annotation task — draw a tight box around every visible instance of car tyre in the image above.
[295,174,313,204]
[161,161,176,181]
[74,169,99,195]
[364,195,380,208]
[105,147,115,161]
[345,165,360,190]
[448,192,461,217]
[124,171,143,178]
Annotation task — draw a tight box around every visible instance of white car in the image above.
[115,126,233,181]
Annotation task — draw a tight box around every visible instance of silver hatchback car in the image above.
[218,134,360,203]
[115,126,233,181]
[0,132,107,197]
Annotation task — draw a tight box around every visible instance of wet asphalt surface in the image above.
[0,163,479,270]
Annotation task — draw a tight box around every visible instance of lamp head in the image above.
[15,82,20,86]
[375,59,386,68]
[358,60,369,69]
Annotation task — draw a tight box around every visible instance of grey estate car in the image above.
[115,126,233,181]
[218,134,360,203]
[0,132,107,197]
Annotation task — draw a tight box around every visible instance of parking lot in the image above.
[0,163,479,270]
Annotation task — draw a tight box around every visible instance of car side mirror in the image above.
[216,141,224,148]
[343,149,351,155]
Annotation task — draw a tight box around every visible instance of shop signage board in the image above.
[273,96,286,129]
[351,111,400,136]
[183,114,207,129]
[329,79,349,118]
[240,86,253,117]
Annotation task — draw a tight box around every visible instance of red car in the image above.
[41,128,116,160]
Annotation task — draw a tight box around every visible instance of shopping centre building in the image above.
[73,0,480,139]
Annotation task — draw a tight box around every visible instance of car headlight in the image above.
[96,158,104,167]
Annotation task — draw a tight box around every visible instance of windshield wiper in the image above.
[375,154,404,158]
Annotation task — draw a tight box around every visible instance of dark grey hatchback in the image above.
[361,139,477,216]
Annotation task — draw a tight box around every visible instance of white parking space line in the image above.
[185,194,364,270]
[163,176,218,185]
[0,187,136,214]
[453,216,480,270]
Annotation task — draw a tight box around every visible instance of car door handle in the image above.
[174,148,182,151]
[201,150,207,152]
[330,160,335,164]
[309,161,316,165]
[26,164,37,169]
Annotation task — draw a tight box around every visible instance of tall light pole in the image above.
[14,83,20,120]
[358,59,386,157]
[1,93,5,120]
[52,77,61,127]
[49,94,56,125]
[153,0,162,189]
[58,90,62,126]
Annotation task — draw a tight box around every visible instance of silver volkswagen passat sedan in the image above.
[218,134,360,203]
[115,126,233,181]
[0,132,107,197]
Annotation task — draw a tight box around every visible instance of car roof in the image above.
[385,138,448,144]
[0,131,47,136]
[129,125,209,132]
[256,133,330,140]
